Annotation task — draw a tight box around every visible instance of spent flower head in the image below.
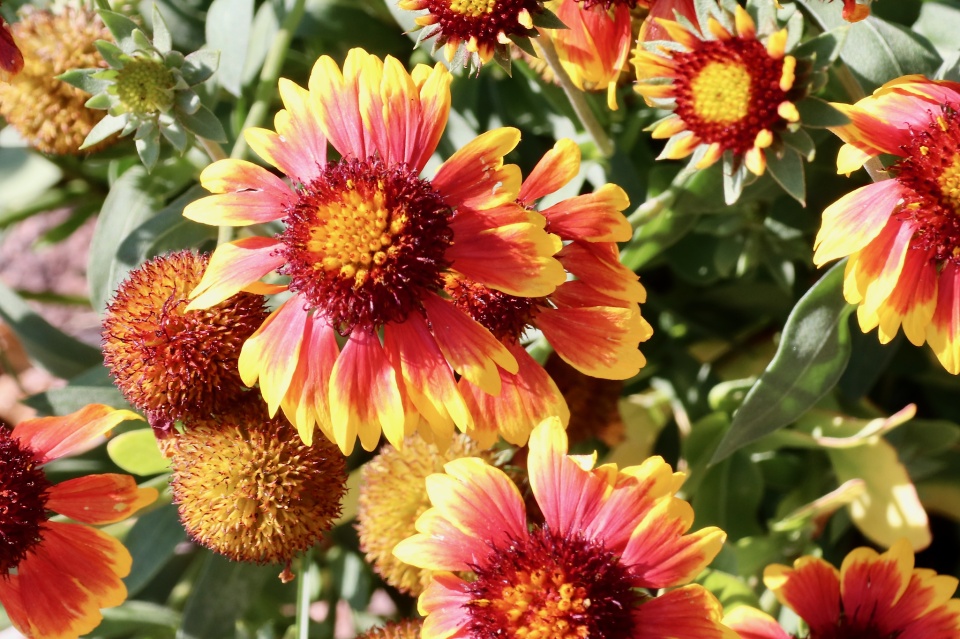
[59,6,226,171]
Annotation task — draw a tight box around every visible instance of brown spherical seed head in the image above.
[169,406,347,569]
[0,7,113,154]
[102,251,269,433]
[0,427,52,574]
[356,433,487,595]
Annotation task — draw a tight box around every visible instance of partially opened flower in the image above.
[0,11,23,82]
[183,48,565,454]
[764,539,960,638]
[541,0,634,109]
[447,139,651,447]
[0,6,112,153]
[102,251,269,436]
[394,418,733,639]
[633,4,809,201]
[398,0,546,68]
[169,402,347,581]
[814,76,960,374]
[0,404,158,639]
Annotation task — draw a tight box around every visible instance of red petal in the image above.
[47,474,157,525]
[12,405,142,463]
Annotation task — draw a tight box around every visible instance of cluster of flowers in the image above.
[1,0,960,638]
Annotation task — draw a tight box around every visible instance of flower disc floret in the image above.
[169,406,347,573]
[281,157,454,333]
[0,429,51,574]
[467,526,638,639]
[113,56,176,116]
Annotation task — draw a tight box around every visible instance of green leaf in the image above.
[0,280,102,378]
[0,147,62,219]
[123,505,187,597]
[205,0,254,97]
[181,49,219,86]
[711,260,854,462]
[793,26,847,69]
[107,429,170,476]
[97,601,181,639]
[766,147,806,205]
[797,96,850,128]
[117,185,216,263]
[692,450,765,540]
[58,68,112,95]
[81,114,128,149]
[135,122,162,172]
[179,552,277,639]
[780,127,816,161]
[23,365,127,416]
[151,4,173,54]
[98,10,141,52]
[176,104,227,142]
[95,39,127,67]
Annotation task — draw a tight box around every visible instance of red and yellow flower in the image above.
[184,48,566,454]
[0,405,157,639]
[814,76,960,373]
[633,4,800,177]
[447,138,651,447]
[394,418,734,639]
[763,539,960,638]
[398,0,544,65]
[541,0,634,110]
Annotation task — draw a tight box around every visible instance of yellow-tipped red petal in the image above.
[186,236,284,310]
[185,160,294,226]
[538,304,648,379]
[308,48,374,160]
[46,475,157,525]
[237,296,308,416]
[540,183,631,242]
[12,405,143,464]
[279,315,339,445]
[433,128,522,210]
[814,180,904,266]
[518,138,581,204]
[634,585,739,639]
[329,328,406,454]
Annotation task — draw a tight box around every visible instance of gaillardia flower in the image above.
[541,0,634,110]
[357,432,488,595]
[399,0,545,66]
[447,139,650,447]
[394,418,734,639]
[0,404,157,639]
[102,251,269,435]
[814,76,960,374]
[183,48,566,454]
[633,5,801,178]
[169,403,347,580]
[763,539,960,638]
[0,6,111,154]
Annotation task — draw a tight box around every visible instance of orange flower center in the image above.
[671,37,788,154]
[893,105,960,263]
[102,251,268,435]
[281,157,453,333]
[0,429,51,574]
[443,274,542,342]
[465,527,637,639]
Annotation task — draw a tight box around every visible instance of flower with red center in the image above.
[0,404,158,639]
[394,418,734,639]
[541,0,634,109]
[813,76,960,374]
[445,139,651,447]
[183,48,565,455]
[633,5,801,179]
[761,539,960,638]
[102,251,269,436]
[399,0,545,66]
[0,11,23,82]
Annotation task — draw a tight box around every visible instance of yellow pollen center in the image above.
[478,568,590,639]
[307,181,405,287]
[690,61,752,124]
[939,154,960,214]
[447,0,498,17]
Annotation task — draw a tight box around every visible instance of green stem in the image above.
[626,163,698,228]
[531,36,615,158]
[295,548,315,639]
[230,0,307,160]
[198,137,228,163]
